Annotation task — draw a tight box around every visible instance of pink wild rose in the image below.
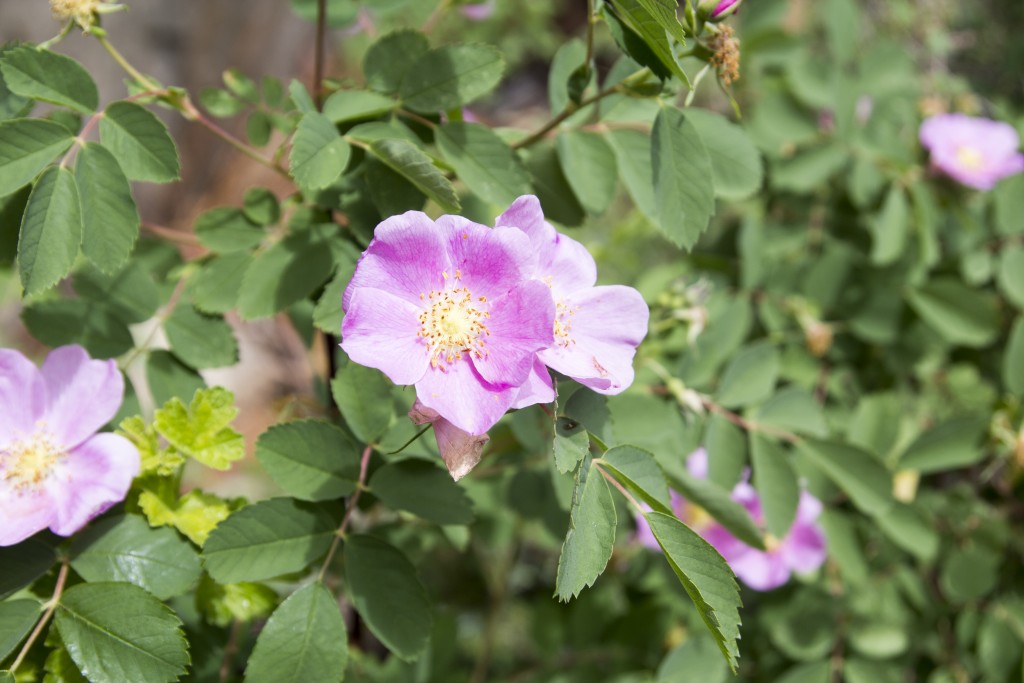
[341,211,555,436]
[919,113,1024,190]
[459,0,495,21]
[636,449,827,591]
[697,0,742,21]
[0,345,140,546]
[496,195,650,395]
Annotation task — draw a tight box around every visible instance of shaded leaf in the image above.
[369,460,475,525]
[18,165,81,295]
[555,458,617,601]
[255,420,360,501]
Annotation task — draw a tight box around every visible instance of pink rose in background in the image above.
[919,113,1024,190]
[636,449,827,591]
[341,211,555,436]
[460,0,495,21]
[697,0,743,21]
[496,196,650,395]
[0,345,140,546]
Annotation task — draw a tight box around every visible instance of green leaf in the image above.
[344,534,433,660]
[797,439,892,515]
[897,415,987,473]
[399,44,505,113]
[363,30,430,95]
[600,445,672,512]
[365,138,460,213]
[683,109,763,201]
[203,498,340,583]
[0,118,73,196]
[194,575,276,627]
[54,582,189,683]
[868,185,909,266]
[556,130,618,215]
[772,143,848,193]
[524,143,584,227]
[370,460,475,525]
[667,467,765,550]
[0,46,98,114]
[750,435,799,539]
[242,188,280,226]
[237,228,335,319]
[323,89,397,123]
[872,503,939,563]
[288,79,316,114]
[1005,316,1024,396]
[704,413,747,490]
[255,420,360,501]
[715,341,779,408]
[18,165,81,295]
[755,386,828,437]
[154,387,244,470]
[997,245,1024,309]
[188,251,252,314]
[644,512,742,672]
[606,0,689,82]
[602,7,670,81]
[331,362,394,444]
[244,583,348,683]
[553,416,590,474]
[435,122,532,206]
[74,142,139,273]
[0,538,55,600]
[906,278,1000,348]
[21,298,133,359]
[994,173,1024,236]
[145,350,205,408]
[164,305,238,369]
[555,458,617,601]
[0,600,40,663]
[312,262,354,334]
[940,546,999,603]
[138,488,235,547]
[194,207,264,253]
[846,392,901,459]
[548,40,589,116]
[652,106,715,250]
[290,112,351,193]
[69,515,202,600]
[99,101,180,183]
[606,129,657,221]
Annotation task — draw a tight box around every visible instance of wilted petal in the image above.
[472,280,555,389]
[342,287,430,385]
[0,349,46,444]
[40,345,123,449]
[434,418,489,480]
[416,361,517,435]
[48,433,140,537]
[342,211,450,310]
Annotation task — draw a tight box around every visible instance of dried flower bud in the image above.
[804,320,834,357]
[709,25,741,87]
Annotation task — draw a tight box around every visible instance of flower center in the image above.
[418,272,490,369]
[764,533,782,553]
[686,503,713,531]
[50,0,100,26]
[553,298,580,348]
[1,429,65,494]
[955,145,985,170]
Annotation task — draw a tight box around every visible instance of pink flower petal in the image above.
[342,211,450,311]
[541,232,598,296]
[0,483,54,546]
[40,345,124,449]
[341,287,429,385]
[729,547,792,591]
[47,433,140,537]
[437,216,536,298]
[494,195,554,245]
[415,360,517,435]
[511,358,554,410]
[540,285,649,395]
[471,280,555,389]
[780,521,828,575]
[0,349,46,444]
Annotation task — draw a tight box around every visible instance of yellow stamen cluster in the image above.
[418,279,490,370]
[955,145,985,170]
[763,533,782,553]
[553,298,580,348]
[1,429,65,494]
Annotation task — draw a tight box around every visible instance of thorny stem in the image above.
[180,99,290,178]
[9,560,70,674]
[317,445,373,582]
[314,0,328,109]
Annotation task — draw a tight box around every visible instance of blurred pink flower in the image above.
[496,196,649,395]
[636,449,827,591]
[697,0,742,20]
[341,211,555,435]
[920,113,1024,190]
[0,346,139,546]
[459,0,495,21]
